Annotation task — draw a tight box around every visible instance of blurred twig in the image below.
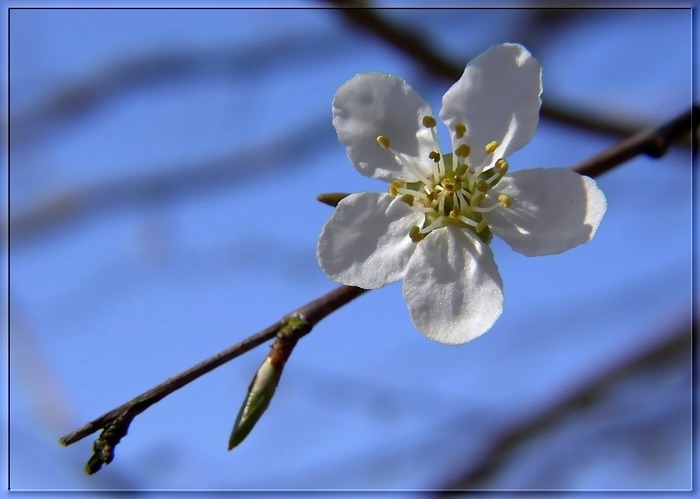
[438,320,691,491]
[326,4,679,140]
[9,117,330,244]
[9,32,349,145]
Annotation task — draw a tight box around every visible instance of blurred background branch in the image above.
[9,117,329,243]
[9,33,348,145]
[439,319,691,490]
[326,4,670,139]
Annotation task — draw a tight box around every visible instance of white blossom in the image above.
[317,43,607,344]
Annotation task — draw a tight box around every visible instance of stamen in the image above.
[422,116,437,128]
[455,144,471,158]
[428,151,441,164]
[484,158,507,184]
[456,215,478,228]
[442,178,455,194]
[476,219,489,232]
[391,149,432,185]
[379,127,514,243]
[438,194,446,216]
[400,194,414,206]
[495,158,508,175]
[455,123,467,139]
[396,186,425,199]
[456,189,471,207]
[411,204,438,213]
[389,180,403,196]
[421,217,447,234]
[425,121,444,177]
[409,226,424,243]
[485,171,500,184]
[471,192,485,207]
[470,203,501,213]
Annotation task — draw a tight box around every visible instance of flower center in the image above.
[378,116,511,244]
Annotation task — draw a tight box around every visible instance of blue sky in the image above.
[6,5,692,491]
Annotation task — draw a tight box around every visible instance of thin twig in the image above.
[59,285,366,450]
[326,4,674,140]
[573,106,698,178]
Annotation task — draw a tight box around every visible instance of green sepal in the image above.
[475,225,493,245]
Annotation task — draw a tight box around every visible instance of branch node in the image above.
[84,411,134,475]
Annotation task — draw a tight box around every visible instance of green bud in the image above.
[228,357,282,450]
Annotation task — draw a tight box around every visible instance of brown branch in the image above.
[59,285,367,471]
[573,106,698,178]
[327,4,674,140]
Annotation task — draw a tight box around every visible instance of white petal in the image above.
[440,43,542,167]
[317,192,422,289]
[487,168,607,257]
[403,226,504,345]
[333,72,436,182]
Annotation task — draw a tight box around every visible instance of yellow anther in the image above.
[422,116,437,128]
[485,141,499,154]
[455,164,468,177]
[495,158,509,175]
[477,179,490,192]
[455,123,467,139]
[400,194,414,206]
[409,226,424,243]
[377,135,391,149]
[428,151,441,163]
[455,144,471,158]
[498,194,511,208]
[389,180,403,196]
[476,219,489,232]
